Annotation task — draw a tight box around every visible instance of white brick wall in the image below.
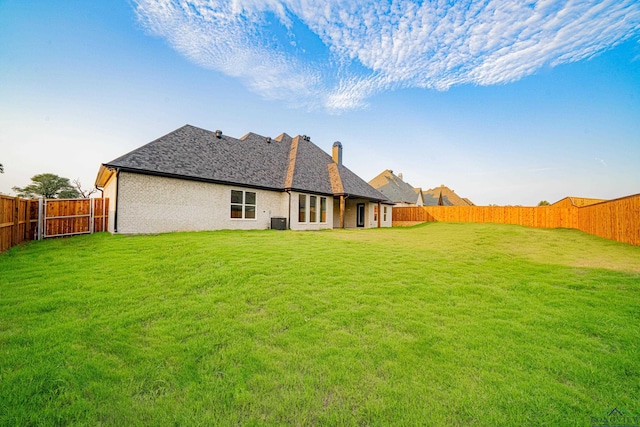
[115,172,287,234]
[105,171,389,233]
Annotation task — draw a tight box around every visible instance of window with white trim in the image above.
[231,190,256,219]
[320,197,327,222]
[383,206,388,222]
[298,194,306,222]
[298,194,328,223]
[310,196,317,223]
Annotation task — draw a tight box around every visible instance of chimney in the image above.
[332,141,343,165]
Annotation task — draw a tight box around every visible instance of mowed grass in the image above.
[1,223,639,426]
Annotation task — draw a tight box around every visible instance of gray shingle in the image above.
[369,170,421,204]
[338,165,391,202]
[103,124,391,203]
[105,125,290,190]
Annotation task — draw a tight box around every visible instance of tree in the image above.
[72,178,97,198]
[537,200,550,206]
[12,173,80,199]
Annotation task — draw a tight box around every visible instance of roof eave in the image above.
[95,164,116,188]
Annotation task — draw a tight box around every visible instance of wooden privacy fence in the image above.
[393,193,640,246]
[0,196,109,253]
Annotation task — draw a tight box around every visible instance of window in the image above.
[309,196,317,223]
[383,206,388,222]
[298,194,306,222]
[373,205,378,222]
[231,190,256,219]
[320,197,327,222]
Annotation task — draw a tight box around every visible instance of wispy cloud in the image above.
[134,0,640,111]
[528,167,557,173]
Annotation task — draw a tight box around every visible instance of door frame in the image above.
[356,203,365,227]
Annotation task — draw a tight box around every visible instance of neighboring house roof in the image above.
[96,124,392,203]
[369,170,423,204]
[551,197,606,207]
[423,185,474,206]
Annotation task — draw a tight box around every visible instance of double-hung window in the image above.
[231,190,256,219]
[299,194,328,223]
[383,206,388,222]
[320,197,327,222]
[298,194,306,222]
[309,196,317,223]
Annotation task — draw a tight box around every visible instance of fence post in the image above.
[37,198,43,240]
[12,197,19,248]
[90,199,94,234]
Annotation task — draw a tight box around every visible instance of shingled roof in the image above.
[96,125,391,203]
[423,185,474,206]
[369,170,423,204]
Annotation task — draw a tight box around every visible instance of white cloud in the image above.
[134,0,640,111]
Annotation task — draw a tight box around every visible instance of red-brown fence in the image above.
[0,196,38,253]
[0,196,109,253]
[42,198,109,238]
[393,193,640,246]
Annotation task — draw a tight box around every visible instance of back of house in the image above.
[95,125,393,234]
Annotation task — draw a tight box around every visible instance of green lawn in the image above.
[1,223,639,426]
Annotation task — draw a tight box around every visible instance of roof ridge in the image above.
[328,163,344,194]
[274,132,292,142]
[239,131,260,140]
[284,135,300,189]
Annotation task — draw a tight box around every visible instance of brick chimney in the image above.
[332,141,343,165]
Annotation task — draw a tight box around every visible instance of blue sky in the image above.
[1,0,639,205]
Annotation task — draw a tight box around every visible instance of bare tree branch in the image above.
[73,178,97,199]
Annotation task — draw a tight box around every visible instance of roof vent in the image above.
[302,135,310,141]
[266,137,271,143]
[215,130,222,138]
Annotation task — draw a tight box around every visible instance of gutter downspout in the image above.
[114,168,120,233]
